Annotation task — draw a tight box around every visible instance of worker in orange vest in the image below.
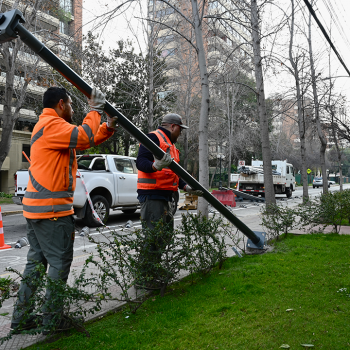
[135,113,202,290]
[11,87,117,334]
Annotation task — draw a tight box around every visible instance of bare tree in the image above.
[306,1,328,193]
[250,0,275,205]
[0,0,57,171]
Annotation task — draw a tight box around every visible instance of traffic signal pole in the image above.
[0,9,266,249]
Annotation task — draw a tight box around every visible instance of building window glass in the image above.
[157,35,174,44]
[60,0,73,14]
[156,7,175,17]
[161,48,177,57]
[60,21,69,35]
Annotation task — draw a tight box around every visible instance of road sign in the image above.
[238,160,245,167]
[307,168,312,174]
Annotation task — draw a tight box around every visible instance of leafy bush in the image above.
[316,190,350,233]
[261,190,350,238]
[86,213,240,306]
[0,192,12,199]
[260,204,296,241]
[1,213,243,342]
[0,263,103,343]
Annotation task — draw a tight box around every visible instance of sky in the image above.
[82,0,146,53]
[81,0,350,102]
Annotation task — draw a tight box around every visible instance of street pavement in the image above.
[0,184,349,349]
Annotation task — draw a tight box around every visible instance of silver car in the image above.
[313,177,330,188]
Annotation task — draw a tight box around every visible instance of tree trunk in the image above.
[147,0,155,132]
[191,0,210,217]
[250,0,275,205]
[183,69,193,171]
[289,0,308,201]
[307,3,328,193]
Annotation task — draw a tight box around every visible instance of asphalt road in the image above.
[1,184,349,277]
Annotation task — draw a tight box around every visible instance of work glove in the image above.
[184,185,203,197]
[107,115,118,130]
[153,152,173,171]
[88,88,105,114]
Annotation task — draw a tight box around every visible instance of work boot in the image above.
[10,314,43,334]
[43,314,84,335]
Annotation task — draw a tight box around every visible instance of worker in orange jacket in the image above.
[135,113,202,290]
[11,87,117,334]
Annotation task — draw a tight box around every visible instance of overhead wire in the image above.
[321,0,350,50]
[301,0,350,77]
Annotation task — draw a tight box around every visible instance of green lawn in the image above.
[0,197,13,205]
[29,234,350,349]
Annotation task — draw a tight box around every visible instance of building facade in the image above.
[0,0,82,194]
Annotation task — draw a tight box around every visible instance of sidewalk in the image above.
[0,204,23,217]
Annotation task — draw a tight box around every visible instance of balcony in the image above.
[1,0,60,31]
[0,74,46,96]
[0,104,37,121]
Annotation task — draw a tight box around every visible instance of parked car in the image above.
[313,177,330,188]
[12,154,180,227]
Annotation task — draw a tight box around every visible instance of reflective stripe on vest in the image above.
[24,170,74,200]
[23,204,72,213]
[137,129,180,191]
[138,178,157,184]
[31,127,44,147]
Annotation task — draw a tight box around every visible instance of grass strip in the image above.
[29,234,350,349]
[0,198,14,205]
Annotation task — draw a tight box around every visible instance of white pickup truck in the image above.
[12,154,179,227]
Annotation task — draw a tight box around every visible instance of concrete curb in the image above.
[1,211,23,217]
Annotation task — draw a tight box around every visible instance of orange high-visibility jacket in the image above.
[137,129,180,192]
[23,108,114,219]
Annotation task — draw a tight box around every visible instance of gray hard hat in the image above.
[162,113,189,129]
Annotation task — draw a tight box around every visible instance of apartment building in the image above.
[149,0,252,88]
[148,0,253,166]
[0,0,83,193]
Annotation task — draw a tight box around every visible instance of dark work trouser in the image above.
[138,198,174,281]
[12,215,75,325]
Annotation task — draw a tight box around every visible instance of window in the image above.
[60,0,73,14]
[60,21,69,35]
[157,35,174,44]
[287,166,289,174]
[114,158,136,174]
[91,159,106,171]
[161,48,177,57]
[156,7,175,17]
[22,144,30,162]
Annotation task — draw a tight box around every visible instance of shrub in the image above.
[260,204,296,241]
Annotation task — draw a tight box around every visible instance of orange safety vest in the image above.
[22,108,114,219]
[137,129,180,192]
